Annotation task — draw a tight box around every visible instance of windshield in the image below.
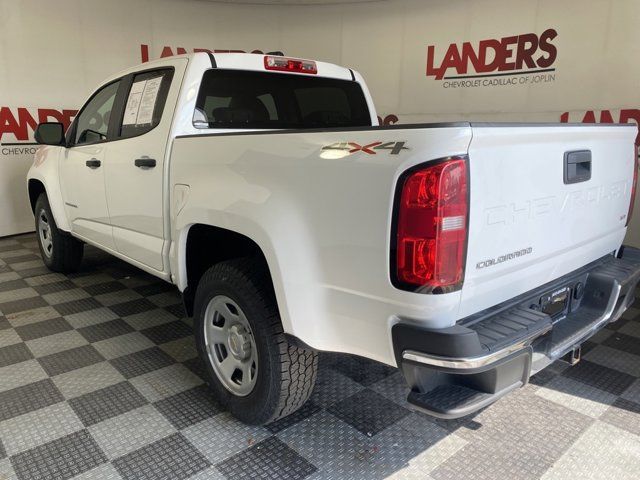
[194,69,371,129]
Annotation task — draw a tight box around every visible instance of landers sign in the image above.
[0,107,76,155]
[140,44,273,63]
[426,29,558,88]
[561,109,640,146]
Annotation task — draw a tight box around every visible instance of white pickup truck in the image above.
[28,52,640,424]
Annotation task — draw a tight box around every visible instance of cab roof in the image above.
[107,52,355,83]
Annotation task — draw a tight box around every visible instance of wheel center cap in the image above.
[228,325,251,360]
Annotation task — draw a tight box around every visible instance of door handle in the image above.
[85,158,101,168]
[135,158,156,168]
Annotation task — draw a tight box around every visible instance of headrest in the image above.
[228,96,269,122]
[211,107,256,124]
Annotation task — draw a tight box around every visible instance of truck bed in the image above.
[170,121,636,366]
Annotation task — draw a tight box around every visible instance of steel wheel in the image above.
[203,295,258,396]
[38,209,53,258]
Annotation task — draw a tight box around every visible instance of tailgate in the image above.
[459,124,637,318]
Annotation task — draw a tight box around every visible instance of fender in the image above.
[171,203,325,342]
[27,146,71,232]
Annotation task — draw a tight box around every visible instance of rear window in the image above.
[194,69,371,129]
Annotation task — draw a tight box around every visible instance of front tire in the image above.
[34,193,84,273]
[194,258,318,425]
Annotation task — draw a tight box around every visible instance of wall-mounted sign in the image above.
[426,29,558,89]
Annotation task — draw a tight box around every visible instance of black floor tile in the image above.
[110,299,156,318]
[38,345,105,376]
[216,436,316,480]
[602,332,640,357]
[0,278,28,293]
[54,297,102,316]
[113,433,210,480]
[77,318,135,343]
[109,347,175,379]
[0,296,47,315]
[102,265,142,280]
[0,379,63,421]
[10,430,107,480]
[33,280,77,295]
[324,353,396,386]
[15,317,73,341]
[266,401,322,434]
[16,266,52,279]
[563,360,636,395]
[154,385,222,430]
[134,282,175,297]
[606,318,630,332]
[580,340,598,356]
[529,368,559,387]
[140,320,192,345]
[69,381,148,427]
[83,281,127,296]
[182,356,207,381]
[3,254,40,265]
[328,388,410,436]
[0,342,33,368]
[0,243,23,253]
[165,303,186,319]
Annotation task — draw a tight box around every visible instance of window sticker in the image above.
[122,76,163,126]
[122,80,146,126]
[136,76,162,125]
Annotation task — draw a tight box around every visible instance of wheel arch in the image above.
[179,223,277,318]
[27,176,71,232]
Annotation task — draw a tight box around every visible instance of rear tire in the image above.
[194,258,318,425]
[34,193,84,273]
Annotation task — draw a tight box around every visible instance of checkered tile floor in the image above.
[0,233,639,480]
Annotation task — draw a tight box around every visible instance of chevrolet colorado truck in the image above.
[28,52,640,424]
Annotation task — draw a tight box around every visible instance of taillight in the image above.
[393,157,468,293]
[627,146,638,227]
[264,55,317,74]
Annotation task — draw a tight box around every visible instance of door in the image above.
[104,64,183,272]
[59,79,122,250]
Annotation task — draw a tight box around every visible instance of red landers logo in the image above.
[561,109,640,146]
[0,107,76,142]
[140,44,272,62]
[1,107,76,156]
[427,29,558,80]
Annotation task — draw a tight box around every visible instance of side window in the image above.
[119,69,173,139]
[73,81,120,146]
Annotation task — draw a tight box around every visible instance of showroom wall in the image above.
[1,0,639,245]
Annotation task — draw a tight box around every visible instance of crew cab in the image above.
[28,52,640,424]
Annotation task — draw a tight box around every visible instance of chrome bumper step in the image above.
[396,246,640,420]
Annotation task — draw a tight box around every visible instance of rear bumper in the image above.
[393,246,640,419]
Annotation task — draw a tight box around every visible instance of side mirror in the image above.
[34,122,65,146]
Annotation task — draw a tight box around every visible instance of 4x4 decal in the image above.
[322,141,409,155]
